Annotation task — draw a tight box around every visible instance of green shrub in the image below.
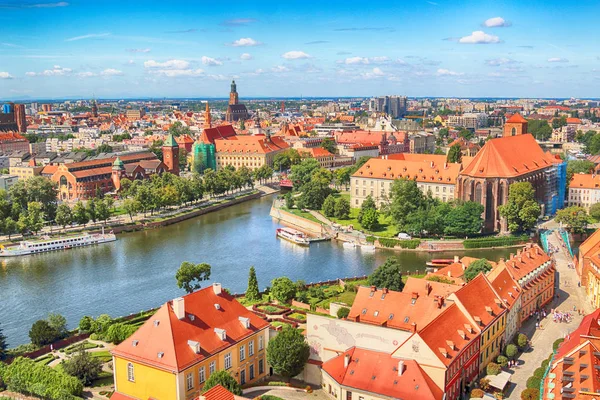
[521,388,539,400]
[505,343,518,359]
[517,333,528,348]
[526,376,541,390]
[365,236,376,244]
[337,307,350,319]
[267,381,288,387]
[471,388,485,398]
[463,235,529,249]
[533,367,545,379]
[553,338,564,351]
[486,362,501,376]
[541,359,550,370]
[497,355,508,368]
[378,238,421,249]
[103,323,138,344]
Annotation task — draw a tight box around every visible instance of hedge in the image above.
[553,338,564,352]
[377,238,421,249]
[533,367,545,379]
[463,235,529,249]
[526,376,541,389]
[366,236,376,244]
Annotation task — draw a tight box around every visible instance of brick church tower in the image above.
[111,157,125,191]
[503,112,528,137]
[163,134,180,175]
[229,80,239,105]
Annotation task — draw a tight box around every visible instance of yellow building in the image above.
[111,283,270,400]
[214,135,289,171]
[9,160,43,181]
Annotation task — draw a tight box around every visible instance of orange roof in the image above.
[215,135,289,155]
[41,164,58,175]
[109,392,137,400]
[353,158,460,184]
[201,384,236,400]
[299,147,333,158]
[505,112,528,124]
[335,130,389,145]
[111,284,269,373]
[176,135,195,145]
[488,265,521,308]
[500,244,551,281]
[450,274,505,329]
[201,125,237,144]
[322,347,443,400]
[569,173,600,189]
[579,229,600,260]
[460,134,557,178]
[567,117,582,124]
[417,303,480,366]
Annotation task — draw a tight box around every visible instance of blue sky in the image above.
[0,0,599,99]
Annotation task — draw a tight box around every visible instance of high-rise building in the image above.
[42,104,52,112]
[368,95,407,118]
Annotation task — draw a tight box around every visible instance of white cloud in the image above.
[458,31,500,44]
[240,53,253,60]
[488,72,504,77]
[101,68,123,76]
[201,56,223,66]
[0,72,13,79]
[437,68,463,76]
[77,72,96,77]
[344,57,370,65]
[149,69,204,77]
[65,33,110,42]
[126,48,151,53]
[26,65,72,77]
[282,51,311,60]
[207,74,228,81]
[127,60,135,65]
[485,57,517,66]
[271,65,289,73]
[361,67,385,79]
[548,57,569,63]
[231,37,260,47]
[483,17,511,28]
[144,59,190,69]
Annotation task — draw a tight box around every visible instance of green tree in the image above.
[290,158,320,188]
[96,199,111,223]
[527,119,553,141]
[590,203,600,221]
[47,313,68,338]
[322,195,336,217]
[273,148,301,171]
[517,333,528,348]
[521,388,539,400]
[447,143,462,163]
[246,266,260,301]
[284,192,295,209]
[104,322,137,344]
[555,206,590,234]
[389,179,425,230]
[29,320,59,346]
[505,343,518,359]
[358,195,376,224]
[55,203,73,230]
[334,197,350,219]
[368,257,404,291]
[202,370,242,395]
[266,326,310,381]
[335,167,352,189]
[62,348,103,386]
[3,217,17,239]
[96,143,113,153]
[123,198,139,222]
[0,322,7,360]
[175,262,212,293]
[361,207,379,231]
[464,258,492,282]
[298,168,333,210]
[444,201,484,236]
[271,277,296,304]
[499,182,541,232]
[78,316,93,333]
[168,121,192,137]
[337,307,350,319]
[321,138,336,154]
[26,201,44,234]
[73,201,89,227]
[552,115,567,129]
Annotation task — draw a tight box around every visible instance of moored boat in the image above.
[276,228,310,246]
[360,245,376,252]
[342,242,357,249]
[0,230,117,257]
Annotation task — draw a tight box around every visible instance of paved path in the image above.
[243,388,330,400]
[506,230,591,399]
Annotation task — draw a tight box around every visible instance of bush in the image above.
[295,291,308,303]
[103,323,138,344]
[517,333,528,348]
[463,235,529,249]
[486,362,501,376]
[308,286,326,300]
[202,370,242,395]
[62,349,103,386]
[337,307,350,319]
[365,236,376,244]
[479,378,491,391]
[505,344,518,359]
[471,388,485,398]
[533,367,545,379]
[541,359,550,370]
[553,338,564,351]
[322,195,336,217]
[267,381,288,387]
[271,277,296,304]
[497,355,508,368]
[267,327,310,380]
[526,376,541,390]
[378,238,421,249]
[344,282,357,293]
[29,320,60,347]
[521,388,539,400]
[79,316,94,333]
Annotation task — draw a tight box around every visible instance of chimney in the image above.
[213,282,222,295]
[510,253,514,259]
[412,322,417,333]
[344,353,351,368]
[461,263,466,271]
[517,249,521,256]
[173,297,185,320]
[448,271,452,278]
[398,360,405,376]
[454,255,459,263]
[437,297,444,309]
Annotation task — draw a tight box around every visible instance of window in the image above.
[240,345,246,361]
[249,364,255,380]
[249,340,254,356]
[127,363,135,382]
[186,372,194,390]
[259,359,264,374]
[259,335,264,350]
[225,352,232,369]
[240,369,246,385]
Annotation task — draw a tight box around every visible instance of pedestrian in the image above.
[536,321,539,329]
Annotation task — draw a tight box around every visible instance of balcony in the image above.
[562,377,574,382]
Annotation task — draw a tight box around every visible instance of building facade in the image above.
[568,173,600,209]
[503,113,528,137]
[225,81,250,122]
[214,135,289,171]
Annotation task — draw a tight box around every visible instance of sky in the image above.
[0,0,599,100]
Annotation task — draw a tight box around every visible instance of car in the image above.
[397,232,412,240]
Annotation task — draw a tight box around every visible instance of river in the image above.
[0,195,515,347]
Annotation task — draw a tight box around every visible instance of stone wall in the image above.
[269,206,323,235]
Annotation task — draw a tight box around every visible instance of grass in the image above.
[90,371,114,388]
[63,340,102,354]
[259,396,284,400]
[89,350,112,363]
[325,200,398,238]
[270,321,292,328]
[287,312,307,321]
[280,206,324,225]
[34,353,56,365]
[256,305,281,314]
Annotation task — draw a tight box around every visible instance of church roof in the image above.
[164,134,178,147]
[113,156,124,169]
[505,112,528,124]
[460,134,557,178]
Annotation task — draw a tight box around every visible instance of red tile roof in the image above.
[200,384,235,400]
[569,173,600,189]
[500,244,551,281]
[201,125,237,144]
[460,134,557,178]
[505,112,528,124]
[450,274,505,329]
[488,265,521,308]
[322,347,443,400]
[111,284,269,373]
[215,135,289,155]
[353,157,460,184]
[567,117,582,125]
[299,147,333,158]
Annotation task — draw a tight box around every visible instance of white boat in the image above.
[0,230,117,257]
[360,245,376,252]
[276,228,310,246]
[342,242,357,249]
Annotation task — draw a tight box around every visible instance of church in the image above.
[225,80,250,122]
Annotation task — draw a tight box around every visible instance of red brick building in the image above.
[0,131,30,153]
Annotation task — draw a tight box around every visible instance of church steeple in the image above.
[205,102,211,128]
[229,80,239,105]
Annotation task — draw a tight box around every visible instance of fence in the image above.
[7,332,91,363]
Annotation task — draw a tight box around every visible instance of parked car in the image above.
[397,232,412,240]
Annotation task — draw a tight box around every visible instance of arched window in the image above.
[127,362,135,382]
[474,182,482,204]
[59,175,68,187]
[511,127,517,136]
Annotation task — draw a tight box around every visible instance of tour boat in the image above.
[342,242,357,249]
[0,230,117,257]
[276,228,310,246]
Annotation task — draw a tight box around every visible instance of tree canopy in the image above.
[202,370,242,395]
[555,206,590,234]
[266,326,310,381]
[368,257,404,291]
[271,277,296,304]
[175,262,212,293]
[447,143,462,163]
[499,182,541,232]
[464,258,493,282]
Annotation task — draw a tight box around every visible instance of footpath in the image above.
[506,230,591,399]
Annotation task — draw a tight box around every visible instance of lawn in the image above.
[287,312,307,321]
[63,340,102,355]
[324,194,398,238]
[256,305,282,314]
[34,353,56,365]
[280,206,324,225]
[270,321,293,328]
[89,351,112,363]
[91,371,114,388]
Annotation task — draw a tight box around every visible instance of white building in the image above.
[568,173,600,209]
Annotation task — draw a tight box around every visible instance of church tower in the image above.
[503,112,528,137]
[229,80,239,105]
[111,157,125,191]
[205,102,211,128]
[91,100,98,118]
[162,134,180,175]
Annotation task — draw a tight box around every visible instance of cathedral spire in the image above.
[205,102,211,128]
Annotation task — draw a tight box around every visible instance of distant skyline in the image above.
[1,0,599,99]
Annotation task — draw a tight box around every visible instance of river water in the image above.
[0,195,514,347]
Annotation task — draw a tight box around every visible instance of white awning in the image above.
[485,371,512,391]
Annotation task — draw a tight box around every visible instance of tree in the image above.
[471,389,485,398]
[361,208,379,231]
[175,262,211,293]
[273,149,301,171]
[368,257,404,291]
[290,158,320,188]
[337,307,350,319]
[202,370,242,395]
[246,266,260,301]
[3,217,17,239]
[590,203,600,221]
[334,197,350,219]
[104,323,137,344]
[96,199,111,224]
[96,143,113,154]
[29,320,59,346]
[26,201,44,234]
[62,348,103,386]
[358,195,376,224]
[267,326,310,381]
[321,138,336,154]
[552,115,567,130]
[123,198,139,222]
[486,362,501,375]
[271,277,296,304]
[0,322,7,360]
[499,182,541,232]
[521,388,540,400]
[505,343,518,359]
[47,313,68,339]
[168,121,191,137]
[444,201,484,236]
[555,206,590,234]
[464,258,492,282]
[527,119,553,141]
[73,201,89,227]
[517,333,528,348]
[79,316,93,333]
[179,148,188,171]
[298,168,333,210]
[322,195,336,217]
[55,203,73,230]
[447,143,462,163]
[389,179,425,230]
